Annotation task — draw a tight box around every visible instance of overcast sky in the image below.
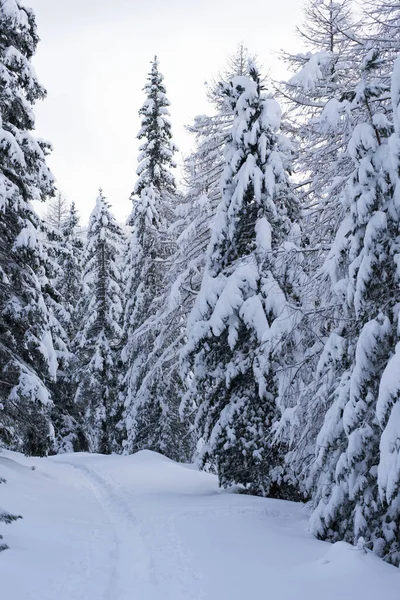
[28,0,305,223]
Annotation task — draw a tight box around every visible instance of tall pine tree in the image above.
[121,57,179,456]
[0,0,58,455]
[182,64,303,497]
[50,202,85,452]
[74,191,124,454]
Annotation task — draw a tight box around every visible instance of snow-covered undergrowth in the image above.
[1,449,399,600]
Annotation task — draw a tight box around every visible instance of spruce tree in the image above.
[134,56,178,195]
[0,0,57,455]
[187,45,259,218]
[50,202,85,452]
[371,55,400,565]
[121,57,179,456]
[74,191,124,454]
[182,64,303,497]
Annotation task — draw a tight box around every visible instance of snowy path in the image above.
[1,450,400,600]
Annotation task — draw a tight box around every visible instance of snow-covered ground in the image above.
[1,450,399,600]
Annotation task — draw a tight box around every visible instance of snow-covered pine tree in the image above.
[134,56,178,196]
[119,49,253,460]
[308,49,400,564]
[127,47,263,462]
[187,45,259,218]
[181,63,303,497]
[74,191,124,454]
[121,57,179,456]
[55,202,83,341]
[374,55,400,566]
[50,202,85,452]
[0,0,58,455]
[124,48,254,461]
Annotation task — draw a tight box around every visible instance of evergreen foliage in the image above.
[308,47,400,563]
[49,202,85,452]
[3,0,400,570]
[121,58,180,457]
[134,56,178,196]
[0,0,57,456]
[182,64,303,497]
[74,191,124,454]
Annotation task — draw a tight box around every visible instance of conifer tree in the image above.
[308,49,400,564]
[56,202,83,339]
[280,0,361,214]
[0,0,58,455]
[74,191,124,454]
[134,56,178,196]
[187,45,259,217]
[182,64,303,497]
[128,48,263,462]
[121,57,179,455]
[275,0,368,490]
[50,202,85,452]
[376,55,400,565]
[44,191,70,231]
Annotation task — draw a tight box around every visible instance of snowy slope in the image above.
[1,450,399,600]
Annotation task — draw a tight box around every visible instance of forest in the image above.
[2,0,400,568]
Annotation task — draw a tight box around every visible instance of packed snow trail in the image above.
[1,450,399,600]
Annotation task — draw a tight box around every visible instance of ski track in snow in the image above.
[1,450,400,600]
[66,459,204,600]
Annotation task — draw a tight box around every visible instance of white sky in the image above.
[28,0,306,224]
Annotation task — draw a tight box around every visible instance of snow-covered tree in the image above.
[121,58,180,456]
[280,0,362,214]
[121,44,255,459]
[274,0,370,489]
[74,191,124,454]
[55,202,83,339]
[374,55,400,565]
[0,0,58,455]
[181,64,303,497]
[44,191,70,231]
[123,45,254,460]
[187,45,260,217]
[121,184,177,454]
[134,56,178,196]
[49,202,85,452]
[129,48,264,462]
[308,49,400,564]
